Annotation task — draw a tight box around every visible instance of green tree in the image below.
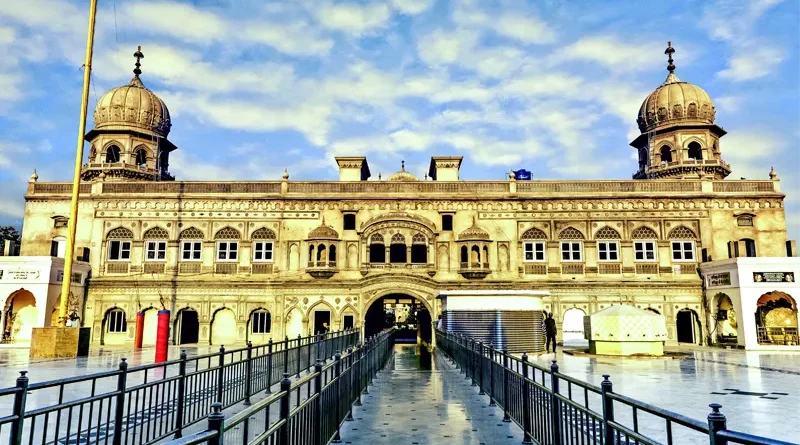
[0,226,21,241]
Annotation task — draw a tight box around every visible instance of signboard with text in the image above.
[3,269,40,281]
[708,272,731,287]
[753,272,795,283]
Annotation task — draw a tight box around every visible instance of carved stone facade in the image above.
[14,45,796,347]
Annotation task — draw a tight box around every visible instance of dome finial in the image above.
[133,46,144,77]
[401,160,405,171]
[665,41,676,74]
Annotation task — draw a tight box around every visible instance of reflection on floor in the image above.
[338,344,523,444]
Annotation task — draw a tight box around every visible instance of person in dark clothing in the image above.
[544,313,557,353]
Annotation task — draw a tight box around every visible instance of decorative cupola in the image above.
[385,161,419,182]
[82,46,178,182]
[456,216,492,279]
[306,218,339,278]
[631,42,731,180]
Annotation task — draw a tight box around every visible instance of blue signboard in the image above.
[513,169,532,180]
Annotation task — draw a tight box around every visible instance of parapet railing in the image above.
[26,179,780,197]
[435,328,795,445]
[0,329,360,445]
[168,328,395,445]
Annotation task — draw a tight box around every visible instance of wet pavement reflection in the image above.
[338,344,523,444]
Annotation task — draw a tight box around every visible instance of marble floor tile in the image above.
[338,344,524,445]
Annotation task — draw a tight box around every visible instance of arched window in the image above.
[660,145,672,163]
[143,227,169,261]
[688,142,702,160]
[105,145,121,163]
[107,308,127,333]
[179,227,204,262]
[252,228,276,263]
[741,238,757,257]
[134,148,148,167]
[389,233,406,263]
[482,245,489,265]
[460,245,468,263]
[559,227,584,262]
[369,234,385,263]
[106,227,133,261]
[308,245,315,262]
[329,244,337,263]
[632,226,658,262]
[50,236,66,258]
[251,310,271,334]
[470,245,480,264]
[668,226,697,262]
[595,226,620,262]
[215,227,240,262]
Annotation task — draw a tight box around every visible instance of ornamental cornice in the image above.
[359,212,437,233]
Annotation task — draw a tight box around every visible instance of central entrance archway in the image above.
[364,293,431,344]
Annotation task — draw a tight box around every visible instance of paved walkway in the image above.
[339,344,523,445]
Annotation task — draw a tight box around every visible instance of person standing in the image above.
[544,312,557,353]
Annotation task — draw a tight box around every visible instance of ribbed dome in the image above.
[458,217,490,241]
[637,73,715,132]
[386,161,418,182]
[93,75,171,137]
[308,220,339,240]
[637,43,715,132]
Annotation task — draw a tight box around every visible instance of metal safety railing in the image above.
[435,328,796,445]
[170,328,395,445]
[0,329,360,445]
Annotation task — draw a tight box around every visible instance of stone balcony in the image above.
[458,262,491,279]
[307,261,337,279]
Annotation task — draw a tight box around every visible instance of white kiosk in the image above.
[436,290,548,353]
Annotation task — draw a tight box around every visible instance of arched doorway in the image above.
[562,307,587,347]
[102,307,128,345]
[756,291,798,345]
[676,309,701,344]
[175,308,199,345]
[364,293,431,344]
[142,308,158,346]
[714,294,738,345]
[4,290,38,343]
[210,308,237,345]
[309,303,334,335]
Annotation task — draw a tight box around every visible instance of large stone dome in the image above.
[636,42,715,133]
[92,48,171,137]
[93,76,171,137]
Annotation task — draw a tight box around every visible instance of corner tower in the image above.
[631,42,730,180]
[81,46,177,182]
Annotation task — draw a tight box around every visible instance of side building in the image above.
[11,45,799,349]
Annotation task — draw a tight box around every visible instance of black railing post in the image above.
[601,374,614,445]
[308,333,313,369]
[217,345,225,404]
[502,349,511,422]
[467,336,473,380]
[266,338,273,393]
[354,343,363,405]
[283,336,290,375]
[244,341,253,406]
[346,347,355,421]
[488,343,496,406]
[278,373,291,445]
[112,358,128,445]
[708,403,728,445]
[314,360,324,445]
[478,342,485,395]
[207,402,224,445]
[297,334,302,377]
[471,339,478,385]
[521,354,533,445]
[10,370,28,445]
[174,350,187,438]
[368,337,375,387]
[550,360,561,445]
[331,353,343,443]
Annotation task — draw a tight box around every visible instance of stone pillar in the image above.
[406,245,411,266]
[385,246,390,264]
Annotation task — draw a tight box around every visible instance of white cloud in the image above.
[315,2,392,34]
[704,0,786,82]
[121,1,228,43]
[720,130,785,180]
[453,4,556,45]
[418,30,475,65]
[717,46,784,82]
[715,95,744,112]
[551,36,664,72]
[390,0,435,15]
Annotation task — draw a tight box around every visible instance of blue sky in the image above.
[0,0,798,239]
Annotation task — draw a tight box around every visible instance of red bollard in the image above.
[133,312,144,349]
[155,310,171,362]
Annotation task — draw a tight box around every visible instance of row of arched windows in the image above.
[521,225,697,241]
[659,141,707,164]
[368,233,428,263]
[106,226,276,241]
